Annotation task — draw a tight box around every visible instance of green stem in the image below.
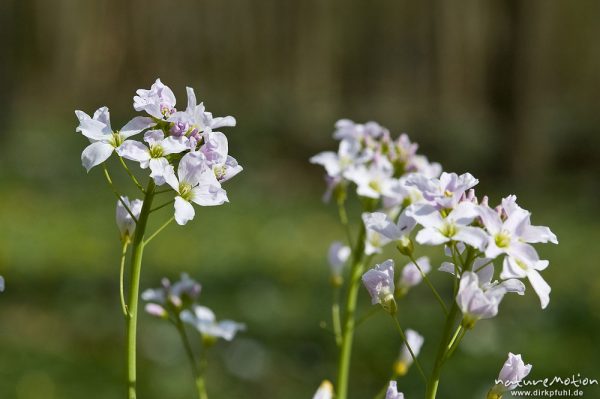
[150,199,175,213]
[444,327,467,362]
[126,179,156,399]
[425,247,476,399]
[103,163,138,223]
[143,217,174,246]
[119,157,145,193]
[332,286,342,346]
[175,319,208,399]
[337,199,354,250]
[425,301,460,399]
[336,224,368,399]
[119,242,130,317]
[407,255,448,316]
[391,315,427,384]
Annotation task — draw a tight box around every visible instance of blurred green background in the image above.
[1,1,599,398]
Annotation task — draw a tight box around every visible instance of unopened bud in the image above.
[397,237,414,256]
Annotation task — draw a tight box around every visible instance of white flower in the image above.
[385,381,404,399]
[75,107,154,171]
[344,159,394,199]
[363,211,416,242]
[406,172,478,209]
[409,202,488,250]
[478,201,554,308]
[133,78,177,119]
[312,380,334,399]
[116,196,143,243]
[362,260,395,311]
[328,241,351,279]
[200,131,243,183]
[333,119,387,141]
[310,138,365,178]
[0,276,4,292]
[181,305,245,341]
[362,213,394,255]
[163,152,228,225]
[456,270,525,326]
[395,329,424,375]
[398,257,431,289]
[142,273,202,311]
[116,130,188,185]
[169,87,236,140]
[490,353,532,394]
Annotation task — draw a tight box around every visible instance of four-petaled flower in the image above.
[163,152,228,225]
[75,107,154,171]
[181,305,246,342]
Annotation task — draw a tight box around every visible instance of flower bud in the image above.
[396,236,413,256]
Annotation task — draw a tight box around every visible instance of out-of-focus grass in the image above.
[0,122,599,398]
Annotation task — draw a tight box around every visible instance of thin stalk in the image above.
[391,315,427,384]
[337,199,354,249]
[175,319,208,399]
[408,255,448,316]
[425,247,476,399]
[103,164,138,223]
[355,306,381,328]
[336,224,368,399]
[150,199,175,213]
[119,242,130,317]
[143,217,174,246]
[444,327,467,362]
[332,287,342,346]
[119,157,145,193]
[425,301,460,399]
[126,179,156,399]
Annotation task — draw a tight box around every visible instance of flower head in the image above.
[328,241,351,284]
[181,305,245,343]
[116,196,143,243]
[397,257,431,294]
[133,78,177,119]
[75,107,154,171]
[312,380,334,399]
[394,329,424,376]
[362,260,396,313]
[409,202,487,250]
[142,273,202,313]
[385,381,405,399]
[456,270,524,328]
[488,353,532,397]
[163,151,228,225]
[406,172,478,209]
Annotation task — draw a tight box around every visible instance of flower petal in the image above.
[116,141,151,164]
[120,117,155,138]
[81,141,114,171]
[174,196,195,225]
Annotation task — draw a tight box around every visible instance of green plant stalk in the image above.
[176,319,208,399]
[126,179,156,399]
[336,224,367,399]
[425,247,476,399]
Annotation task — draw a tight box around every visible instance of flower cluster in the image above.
[310,119,441,206]
[362,175,557,315]
[143,273,245,343]
[314,119,556,399]
[76,78,242,225]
